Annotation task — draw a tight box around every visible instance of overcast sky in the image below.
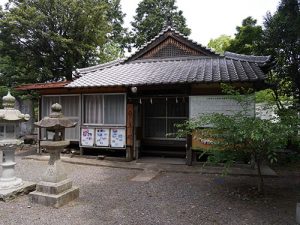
[121,0,281,45]
[0,0,281,45]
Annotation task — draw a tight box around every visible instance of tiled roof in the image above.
[125,26,219,62]
[224,52,272,65]
[15,81,71,91]
[67,55,268,88]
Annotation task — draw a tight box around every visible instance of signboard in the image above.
[95,128,110,147]
[81,128,94,146]
[110,128,126,148]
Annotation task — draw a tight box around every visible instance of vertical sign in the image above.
[126,104,134,146]
[95,128,110,147]
[81,128,94,146]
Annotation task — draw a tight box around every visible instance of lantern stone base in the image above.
[29,179,79,208]
[0,181,36,202]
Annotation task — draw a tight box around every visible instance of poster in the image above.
[81,128,94,146]
[110,128,126,148]
[95,128,109,146]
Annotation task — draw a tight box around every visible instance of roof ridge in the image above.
[76,58,125,74]
[129,56,216,64]
[224,51,272,64]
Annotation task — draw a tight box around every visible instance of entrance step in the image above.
[141,150,186,157]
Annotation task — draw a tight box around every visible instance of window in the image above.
[0,124,16,140]
[83,94,125,125]
[144,98,187,139]
[104,95,125,124]
[83,95,103,124]
[42,95,80,141]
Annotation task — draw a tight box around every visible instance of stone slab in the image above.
[131,169,161,182]
[29,186,79,208]
[36,179,73,195]
[0,181,36,202]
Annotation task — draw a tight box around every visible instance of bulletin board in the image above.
[110,128,126,148]
[81,128,94,146]
[95,128,110,147]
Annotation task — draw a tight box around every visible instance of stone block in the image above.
[29,186,79,208]
[36,179,73,195]
[0,181,36,202]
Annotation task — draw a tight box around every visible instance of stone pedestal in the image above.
[0,181,36,202]
[30,179,79,208]
[29,141,79,208]
[0,144,36,201]
[0,145,23,190]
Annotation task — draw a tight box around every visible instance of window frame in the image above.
[82,93,127,127]
[143,98,188,140]
[41,94,81,141]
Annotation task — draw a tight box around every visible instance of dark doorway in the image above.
[141,97,188,157]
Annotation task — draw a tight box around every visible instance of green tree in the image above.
[226,17,263,55]
[176,85,295,194]
[130,0,191,48]
[207,35,232,54]
[0,0,126,84]
[260,0,300,105]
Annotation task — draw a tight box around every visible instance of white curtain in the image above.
[42,96,60,117]
[42,96,80,140]
[104,95,125,125]
[84,95,103,124]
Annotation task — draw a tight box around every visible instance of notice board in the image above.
[110,128,126,148]
[95,128,110,147]
[81,128,94,146]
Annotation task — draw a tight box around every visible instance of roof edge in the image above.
[224,51,272,64]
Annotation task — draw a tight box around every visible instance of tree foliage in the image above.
[0,0,126,85]
[226,17,263,55]
[207,35,232,54]
[176,85,296,194]
[260,0,300,104]
[130,0,191,48]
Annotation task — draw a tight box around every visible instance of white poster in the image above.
[81,128,94,146]
[110,128,126,148]
[95,128,110,147]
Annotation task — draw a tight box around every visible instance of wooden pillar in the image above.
[186,134,193,166]
[126,104,134,161]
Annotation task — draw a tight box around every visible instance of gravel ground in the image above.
[0,153,299,225]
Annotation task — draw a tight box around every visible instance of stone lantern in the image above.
[0,91,35,201]
[29,103,79,208]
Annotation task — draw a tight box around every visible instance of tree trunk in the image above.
[255,153,264,195]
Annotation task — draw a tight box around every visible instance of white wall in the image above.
[189,95,255,119]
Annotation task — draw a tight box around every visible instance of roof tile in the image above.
[67,56,268,88]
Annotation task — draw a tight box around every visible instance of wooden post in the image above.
[186,134,193,166]
[126,104,134,161]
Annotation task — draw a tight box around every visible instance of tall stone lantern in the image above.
[29,103,79,208]
[0,91,35,201]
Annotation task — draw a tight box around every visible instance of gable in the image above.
[140,37,204,59]
[125,26,219,62]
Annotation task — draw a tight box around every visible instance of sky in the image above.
[0,0,281,45]
[120,0,280,45]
